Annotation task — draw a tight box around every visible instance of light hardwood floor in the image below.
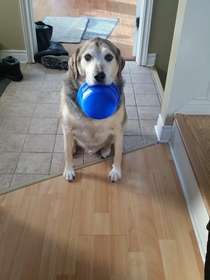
[32,0,136,59]
[0,144,204,279]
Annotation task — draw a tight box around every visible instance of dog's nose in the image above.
[94,71,106,83]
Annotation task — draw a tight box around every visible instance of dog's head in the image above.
[68,37,125,86]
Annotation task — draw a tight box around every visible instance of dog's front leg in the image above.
[62,126,75,181]
[109,130,124,182]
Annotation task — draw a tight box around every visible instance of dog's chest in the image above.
[73,119,112,140]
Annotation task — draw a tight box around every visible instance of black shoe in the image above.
[0,56,23,81]
[34,42,69,63]
[41,55,69,70]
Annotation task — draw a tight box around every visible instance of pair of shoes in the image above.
[41,55,69,70]
[0,56,23,81]
[34,42,69,63]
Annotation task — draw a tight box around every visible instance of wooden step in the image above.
[174,114,210,215]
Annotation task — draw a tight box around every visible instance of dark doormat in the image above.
[0,77,11,97]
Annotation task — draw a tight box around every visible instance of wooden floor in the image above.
[32,0,136,59]
[174,114,210,215]
[0,144,204,280]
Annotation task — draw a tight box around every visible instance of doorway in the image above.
[32,0,136,60]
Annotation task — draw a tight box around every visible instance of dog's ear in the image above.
[117,49,125,77]
[69,52,79,80]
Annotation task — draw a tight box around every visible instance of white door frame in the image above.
[20,0,154,64]
[133,0,155,66]
[19,0,37,63]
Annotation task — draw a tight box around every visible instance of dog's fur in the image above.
[60,37,127,182]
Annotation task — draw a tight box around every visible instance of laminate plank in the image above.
[160,240,185,280]
[128,252,148,280]
[93,236,111,279]
[0,144,204,279]
[166,193,202,280]
[75,235,94,279]
[110,235,128,277]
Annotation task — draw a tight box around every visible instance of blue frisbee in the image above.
[77,83,120,119]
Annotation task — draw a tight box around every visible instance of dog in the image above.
[59,37,127,182]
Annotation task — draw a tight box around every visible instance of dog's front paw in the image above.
[109,165,122,182]
[63,166,75,182]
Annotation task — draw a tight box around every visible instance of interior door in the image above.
[133,0,154,66]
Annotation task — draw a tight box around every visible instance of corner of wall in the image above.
[155,114,173,143]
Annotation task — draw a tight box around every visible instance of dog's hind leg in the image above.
[101,142,113,158]
[62,126,75,181]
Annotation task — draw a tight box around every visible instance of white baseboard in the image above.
[169,122,208,262]
[0,50,28,63]
[146,53,156,67]
[155,114,172,142]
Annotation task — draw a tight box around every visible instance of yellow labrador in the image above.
[60,37,127,182]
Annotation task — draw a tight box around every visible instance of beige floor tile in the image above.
[137,106,161,119]
[29,118,59,134]
[133,83,157,95]
[16,152,52,174]
[123,135,144,151]
[37,91,60,104]
[6,103,36,118]
[131,73,154,84]
[0,152,20,173]
[54,134,64,153]
[143,135,159,144]
[0,90,16,103]
[136,94,160,107]
[17,80,43,91]
[140,119,158,135]
[122,73,132,83]
[12,91,39,104]
[23,134,56,152]
[41,80,63,91]
[0,134,26,152]
[0,102,10,117]
[0,118,31,134]
[11,174,43,187]
[126,106,139,119]
[33,104,60,118]
[124,92,136,106]
[125,120,141,135]
[128,63,151,74]
[124,83,134,94]
[0,174,13,189]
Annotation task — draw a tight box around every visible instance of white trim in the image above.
[151,66,164,101]
[0,50,28,63]
[146,53,156,67]
[154,114,172,142]
[169,122,208,262]
[19,0,37,63]
[175,97,210,115]
[133,0,154,66]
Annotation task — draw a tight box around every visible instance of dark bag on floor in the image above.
[35,21,53,51]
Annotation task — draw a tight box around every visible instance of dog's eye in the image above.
[85,54,92,61]
[105,54,113,62]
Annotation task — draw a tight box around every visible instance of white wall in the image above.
[160,0,210,125]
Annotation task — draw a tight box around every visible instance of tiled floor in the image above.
[0,61,161,190]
